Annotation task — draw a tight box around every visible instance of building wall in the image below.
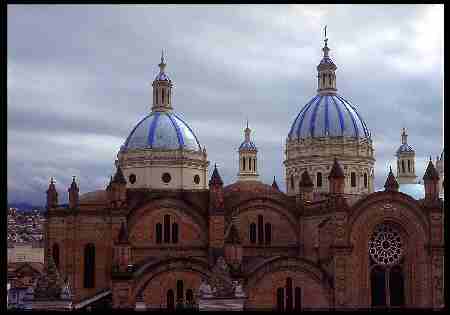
[8,245,44,263]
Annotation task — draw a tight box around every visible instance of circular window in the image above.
[129,174,136,184]
[194,175,200,184]
[368,223,403,265]
[162,172,171,183]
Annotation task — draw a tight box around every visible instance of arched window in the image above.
[155,89,158,104]
[172,223,179,244]
[276,287,284,311]
[371,266,386,306]
[164,215,170,243]
[52,243,60,269]
[249,223,256,244]
[258,215,264,245]
[291,175,294,190]
[253,159,256,172]
[294,287,302,311]
[186,289,194,304]
[285,277,293,312]
[176,280,184,302]
[329,74,332,85]
[167,289,175,310]
[156,223,162,244]
[249,158,252,171]
[162,89,165,103]
[322,75,325,86]
[265,222,272,245]
[389,266,405,307]
[83,243,95,288]
[364,173,368,188]
[351,172,356,187]
[316,172,322,187]
[243,157,246,171]
[407,160,411,172]
[401,160,405,173]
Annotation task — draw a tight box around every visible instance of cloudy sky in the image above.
[8,4,444,205]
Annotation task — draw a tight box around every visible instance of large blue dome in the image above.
[121,111,201,151]
[288,94,370,140]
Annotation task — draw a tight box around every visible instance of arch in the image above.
[128,198,208,243]
[245,256,332,308]
[250,222,256,243]
[243,157,246,171]
[364,173,368,188]
[351,172,357,187]
[265,222,272,245]
[348,191,429,241]
[172,222,179,244]
[167,289,174,310]
[401,160,405,173]
[229,198,298,240]
[52,243,60,269]
[164,214,170,243]
[155,223,162,244]
[133,257,232,298]
[258,215,264,244]
[246,256,332,289]
[83,243,95,288]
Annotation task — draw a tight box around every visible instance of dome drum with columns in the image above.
[117,52,209,190]
[284,35,375,198]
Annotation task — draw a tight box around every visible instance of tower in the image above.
[151,50,173,112]
[68,176,79,209]
[435,149,444,197]
[46,178,58,209]
[238,121,259,181]
[396,128,417,184]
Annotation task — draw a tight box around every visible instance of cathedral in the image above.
[34,37,444,310]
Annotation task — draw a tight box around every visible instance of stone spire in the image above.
[151,50,173,112]
[209,163,224,186]
[272,176,280,191]
[238,121,258,181]
[384,166,399,192]
[328,158,345,194]
[68,176,79,209]
[46,177,58,209]
[317,27,337,95]
[423,158,440,201]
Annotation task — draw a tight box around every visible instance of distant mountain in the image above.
[8,202,45,212]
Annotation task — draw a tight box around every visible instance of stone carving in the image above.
[208,256,234,297]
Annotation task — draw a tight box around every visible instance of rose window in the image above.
[368,224,403,265]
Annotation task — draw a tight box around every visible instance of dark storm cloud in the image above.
[7,4,443,205]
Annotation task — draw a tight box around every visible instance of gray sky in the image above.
[7,4,444,205]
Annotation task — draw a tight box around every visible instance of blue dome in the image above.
[154,72,171,81]
[398,183,425,200]
[121,111,201,151]
[239,140,257,151]
[288,94,370,140]
[396,143,414,156]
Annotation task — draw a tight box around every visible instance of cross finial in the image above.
[324,25,328,47]
[161,49,165,64]
[158,49,166,73]
[50,177,54,184]
[72,176,76,182]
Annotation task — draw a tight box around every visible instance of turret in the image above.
[423,157,440,201]
[238,121,259,181]
[317,26,337,95]
[151,50,173,112]
[384,166,399,192]
[272,176,280,191]
[107,164,127,207]
[328,158,345,194]
[46,178,58,210]
[208,164,225,264]
[68,176,79,209]
[396,128,417,184]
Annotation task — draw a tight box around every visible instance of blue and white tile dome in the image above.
[396,143,414,156]
[288,94,371,140]
[239,140,257,151]
[121,111,201,151]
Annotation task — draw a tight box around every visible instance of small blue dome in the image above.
[398,183,425,200]
[288,94,370,140]
[154,72,171,81]
[121,111,201,151]
[396,143,414,156]
[239,140,257,151]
